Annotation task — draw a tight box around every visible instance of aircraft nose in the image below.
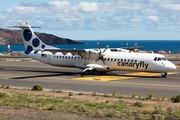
[168,62,176,70]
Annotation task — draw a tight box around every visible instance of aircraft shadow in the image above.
[9,69,82,79]
[5,68,161,80]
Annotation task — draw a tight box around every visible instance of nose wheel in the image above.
[161,72,167,78]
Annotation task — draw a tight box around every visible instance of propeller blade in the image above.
[126,43,129,48]
[134,43,137,48]
[95,56,100,62]
[97,42,102,53]
[103,45,109,53]
[102,58,105,65]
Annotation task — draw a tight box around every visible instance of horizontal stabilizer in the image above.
[7,25,41,28]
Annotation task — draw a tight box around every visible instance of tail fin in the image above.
[9,22,56,54]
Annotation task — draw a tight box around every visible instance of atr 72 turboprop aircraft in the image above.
[9,22,176,78]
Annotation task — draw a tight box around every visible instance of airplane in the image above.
[8,22,176,78]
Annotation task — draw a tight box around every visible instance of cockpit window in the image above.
[157,58,161,61]
[154,57,157,61]
[162,57,167,61]
[154,57,167,61]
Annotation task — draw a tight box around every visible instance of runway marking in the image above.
[75,75,135,81]
[74,72,178,82]
[126,72,178,77]
[110,81,180,88]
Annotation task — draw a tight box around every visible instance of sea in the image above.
[2,40,180,53]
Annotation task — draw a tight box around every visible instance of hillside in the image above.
[0,28,83,45]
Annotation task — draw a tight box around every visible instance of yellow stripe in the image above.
[74,72,178,82]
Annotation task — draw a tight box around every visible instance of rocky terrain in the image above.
[0,28,83,45]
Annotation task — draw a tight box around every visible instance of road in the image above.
[0,60,180,98]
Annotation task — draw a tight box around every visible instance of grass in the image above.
[0,89,180,119]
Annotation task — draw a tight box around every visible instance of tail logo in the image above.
[23,29,45,54]
[32,38,40,47]
[23,29,32,41]
[8,22,48,55]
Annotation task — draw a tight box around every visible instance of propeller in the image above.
[133,43,137,49]
[125,43,144,52]
[95,42,109,65]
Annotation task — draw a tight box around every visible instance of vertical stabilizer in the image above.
[10,22,57,54]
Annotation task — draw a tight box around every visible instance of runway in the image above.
[0,60,180,98]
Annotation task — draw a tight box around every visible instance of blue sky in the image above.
[1,0,180,40]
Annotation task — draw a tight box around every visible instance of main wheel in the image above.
[84,70,90,75]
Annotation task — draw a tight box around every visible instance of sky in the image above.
[1,0,180,40]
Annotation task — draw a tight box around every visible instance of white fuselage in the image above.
[20,50,176,73]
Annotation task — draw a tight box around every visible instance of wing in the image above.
[44,48,100,59]
[44,48,86,55]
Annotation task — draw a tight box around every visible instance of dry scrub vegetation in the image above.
[0,84,180,120]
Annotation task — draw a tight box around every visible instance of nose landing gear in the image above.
[161,72,167,78]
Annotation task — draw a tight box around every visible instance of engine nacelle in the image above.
[86,64,111,72]
[78,49,100,59]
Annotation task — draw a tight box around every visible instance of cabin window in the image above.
[135,60,137,62]
[131,59,133,62]
[107,58,109,61]
[124,59,126,62]
[59,56,61,58]
[111,58,113,61]
[62,56,64,59]
[117,59,120,61]
[104,58,106,61]
[121,59,123,62]
[114,59,116,61]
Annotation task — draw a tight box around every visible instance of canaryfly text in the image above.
[117,61,149,69]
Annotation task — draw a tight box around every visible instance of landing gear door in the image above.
[47,55,51,64]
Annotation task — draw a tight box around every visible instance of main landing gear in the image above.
[161,72,167,78]
[80,69,95,77]
[83,69,95,75]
